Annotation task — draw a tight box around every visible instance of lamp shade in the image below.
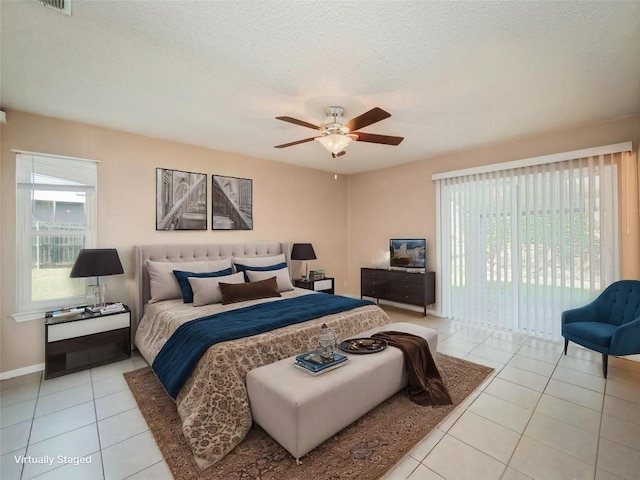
[69,248,124,278]
[316,134,354,155]
[291,243,317,261]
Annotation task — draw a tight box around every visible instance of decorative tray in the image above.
[338,337,388,354]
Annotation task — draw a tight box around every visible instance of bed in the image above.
[133,242,391,469]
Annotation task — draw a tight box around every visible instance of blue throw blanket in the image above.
[152,294,374,399]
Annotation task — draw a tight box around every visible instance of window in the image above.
[15,153,98,316]
[435,147,626,339]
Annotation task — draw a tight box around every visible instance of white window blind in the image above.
[15,153,98,317]
[435,150,625,339]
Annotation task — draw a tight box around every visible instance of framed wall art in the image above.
[211,175,253,230]
[156,168,207,230]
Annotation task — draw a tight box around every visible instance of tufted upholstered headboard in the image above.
[132,242,291,339]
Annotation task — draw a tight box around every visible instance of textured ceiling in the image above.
[1,1,639,174]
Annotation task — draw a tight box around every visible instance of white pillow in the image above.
[189,272,245,306]
[146,258,232,303]
[232,253,286,269]
[246,267,294,293]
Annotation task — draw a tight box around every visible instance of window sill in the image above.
[10,311,47,322]
[12,295,87,323]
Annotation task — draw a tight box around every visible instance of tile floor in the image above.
[0,305,639,479]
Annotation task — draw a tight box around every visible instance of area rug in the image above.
[124,354,492,480]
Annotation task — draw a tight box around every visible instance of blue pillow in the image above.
[234,262,288,281]
[173,268,233,303]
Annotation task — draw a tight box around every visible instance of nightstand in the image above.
[44,306,131,379]
[294,277,335,294]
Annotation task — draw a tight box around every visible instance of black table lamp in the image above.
[291,243,317,280]
[70,248,124,309]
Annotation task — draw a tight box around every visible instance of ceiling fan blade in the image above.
[344,107,391,132]
[353,132,404,146]
[274,137,318,148]
[275,116,322,130]
[331,151,347,158]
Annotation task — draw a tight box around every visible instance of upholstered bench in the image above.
[245,322,438,461]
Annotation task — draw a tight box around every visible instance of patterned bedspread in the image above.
[135,289,391,470]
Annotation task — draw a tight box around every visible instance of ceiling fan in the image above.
[274,106,404,158]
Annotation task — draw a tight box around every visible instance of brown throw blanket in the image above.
[372,331,452,406]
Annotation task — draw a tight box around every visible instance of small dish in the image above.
[338,337,388,354]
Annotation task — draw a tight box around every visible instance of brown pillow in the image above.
[219,276,281,305]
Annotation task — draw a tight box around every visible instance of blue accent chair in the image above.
[562,280,640,378]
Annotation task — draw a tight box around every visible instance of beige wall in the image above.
[347,116,640,300]
[2,111,639,375]
[0,110,349,374]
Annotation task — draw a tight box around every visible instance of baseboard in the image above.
[0,363,44,380]
[377,299,444,317]
[345,294,445,317]
[342,293,361,299]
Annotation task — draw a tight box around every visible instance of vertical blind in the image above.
[436,152,623,339]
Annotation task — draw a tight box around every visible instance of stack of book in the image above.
[99,302,126,315]
[309,270,325,279]
[294,351,348,376]
[45,306,85,321]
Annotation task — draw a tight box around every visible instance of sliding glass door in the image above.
[438,154,619,339]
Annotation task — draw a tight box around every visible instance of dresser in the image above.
[360,268,435,316]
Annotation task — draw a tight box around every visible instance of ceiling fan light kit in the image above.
[274,106,404,158]
[316,133,357,155]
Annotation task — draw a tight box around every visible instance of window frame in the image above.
[14,152,98,320]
